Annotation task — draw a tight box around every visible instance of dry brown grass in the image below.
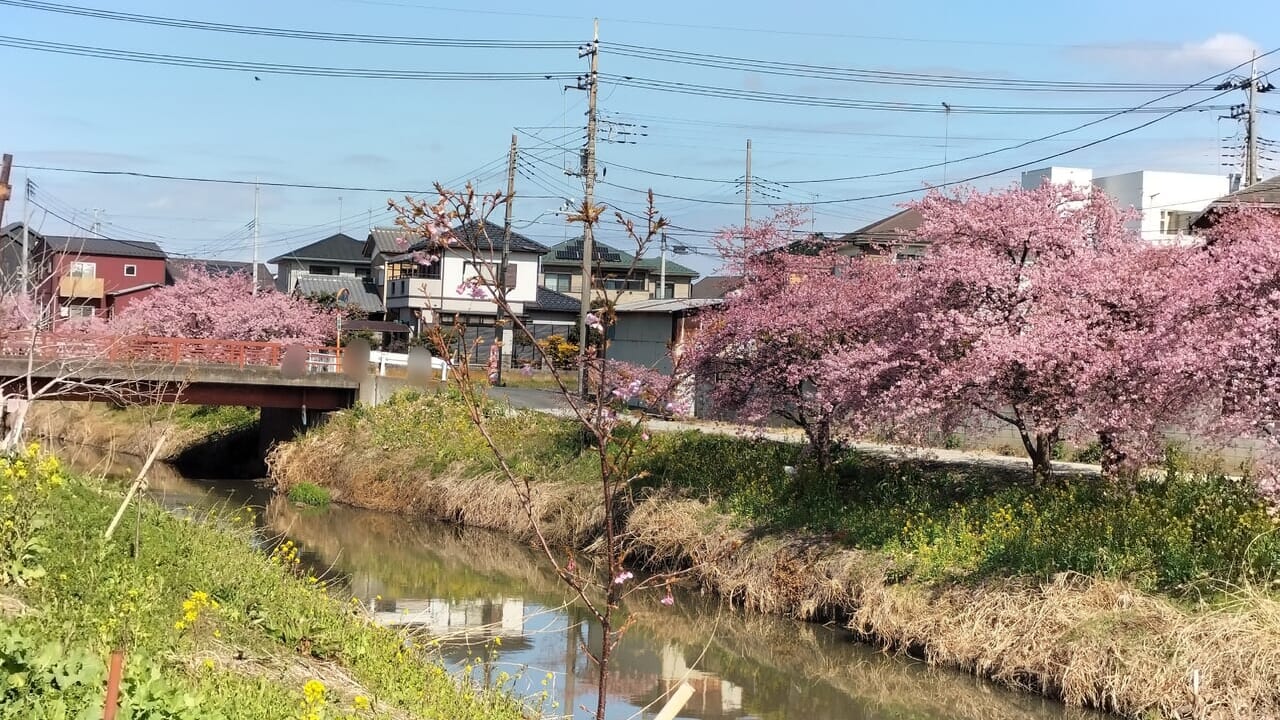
[28,401,235,460]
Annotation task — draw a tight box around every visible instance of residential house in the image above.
[834,208,927,260]
[44,235,167,319]
[1191,175,1280,229]
[365,221,547,364]
[269,233,370,292]
[609,297,721,415]
[167,258,274,290]
[690,275,743,300]
[540,238,698,304]
[0,222,50,292]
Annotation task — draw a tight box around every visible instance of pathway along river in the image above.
[65,445,1101,720]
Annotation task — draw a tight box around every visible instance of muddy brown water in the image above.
[63,444,1102,720]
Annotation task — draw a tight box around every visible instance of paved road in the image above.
[486,386,1100,478]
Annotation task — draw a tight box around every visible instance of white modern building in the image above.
[1021,166,1232,244]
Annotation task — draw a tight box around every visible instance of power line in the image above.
[0,35,578,81]
[604,42,1211,93]
[0,0,577,48]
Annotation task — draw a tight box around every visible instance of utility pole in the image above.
[494,133,517,387]
[743,138,752,228]
[338,195,344,232]
[1247,53,1260,187]
[1221,52,1274,188]
[252,181,260,296]
[20,176,30,296]
[658,233,668,299]
[576,19,600,397]
[0,154,13,226]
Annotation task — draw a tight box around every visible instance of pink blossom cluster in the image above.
[690,183,1280,485]
[108,266,339,345]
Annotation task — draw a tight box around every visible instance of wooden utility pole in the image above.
[494,133,517,386]
[743,139,752,228]
[576,19,600,397]
[0,154,13,226]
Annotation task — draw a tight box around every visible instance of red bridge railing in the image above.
[0,333,345,373]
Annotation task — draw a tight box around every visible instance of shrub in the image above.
[286,482,331,507]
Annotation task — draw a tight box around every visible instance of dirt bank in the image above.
[268,400,1280,720]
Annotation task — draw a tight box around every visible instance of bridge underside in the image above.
[0,359,360,410]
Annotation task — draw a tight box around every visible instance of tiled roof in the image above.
[292,274,384,313]
[369,221,548,257]
[531,285,580,313]
[541,237,698,277]
[840,208,923,240]
[269,233,367,264]
[168,258,273,288]
[365,228,408,257]
[1191,176,1280,228]
[45,236,166,259]
[691,275,742,299]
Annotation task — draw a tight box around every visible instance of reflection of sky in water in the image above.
[63,447,1098,720]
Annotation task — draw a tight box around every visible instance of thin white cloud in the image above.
[1072,33,1260,73]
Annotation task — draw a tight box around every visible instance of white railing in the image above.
[369,350,449,381]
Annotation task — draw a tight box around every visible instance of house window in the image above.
[123,264,137,277]
[1160,210,1197,235]
[309,265,338,276]
[463,261,517,290]
[654,282,676,299]
[597,274,646,291]
[354,266,372,278]
[545,272,573,292]
[69,261,96,278]
[60,304,95,318]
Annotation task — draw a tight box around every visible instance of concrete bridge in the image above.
[0,334,361,410]
[0,333,385,454]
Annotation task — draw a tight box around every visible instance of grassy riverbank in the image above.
[0,442,524,720]
[270,390,1280,718]
[27,401,259,460]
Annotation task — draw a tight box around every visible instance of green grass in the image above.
[166,405,260,433]
[287,482,332,507]
[326,391,1280,594]
[0,443,527,720]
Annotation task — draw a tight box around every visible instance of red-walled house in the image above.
[43,236,167,320]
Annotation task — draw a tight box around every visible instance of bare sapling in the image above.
[389,184,701,720]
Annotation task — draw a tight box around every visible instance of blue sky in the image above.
[2,0,1276,276]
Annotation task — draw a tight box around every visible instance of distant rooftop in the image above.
[292,274,383,313]
[614,298,722,314]
[270,233,367,264]
[542,237,698,277]
[44,235,166,259]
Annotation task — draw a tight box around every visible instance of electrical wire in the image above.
[603,41,1213,93]
[0,35,579,81]
[0,0,577,48]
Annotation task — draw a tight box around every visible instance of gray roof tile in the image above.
[269,233,367,264]
[541,237,698,277]
[292,274,384,313]
[45,236,166,259]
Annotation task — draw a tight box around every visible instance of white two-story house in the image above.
[365,221,550,364]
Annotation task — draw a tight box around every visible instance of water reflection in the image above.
[63,447,1101,720]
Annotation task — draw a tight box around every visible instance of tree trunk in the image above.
[1028,432,1056,485]
[803,418,833,472]
[1097,430,1135,487]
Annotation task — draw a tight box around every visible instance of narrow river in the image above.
[64,445,1099,720]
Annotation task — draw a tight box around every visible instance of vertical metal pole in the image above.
[744,138,752,228]
[252,181,260,296]
[1245,52,1259,187]
[658,233,667,299]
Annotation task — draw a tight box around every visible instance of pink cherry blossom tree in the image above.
[901,182,1182,482]
[690,210,919,469]
[110,266,337,345]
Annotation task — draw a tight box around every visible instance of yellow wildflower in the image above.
[353,695,370,711]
